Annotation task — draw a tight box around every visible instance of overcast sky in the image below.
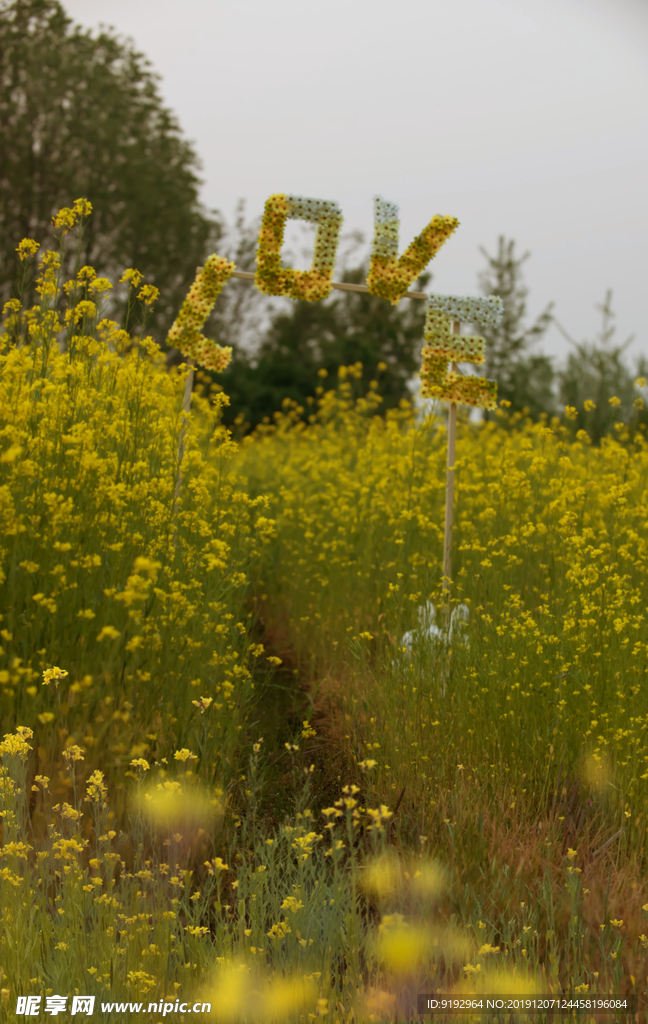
[63,0,648,363]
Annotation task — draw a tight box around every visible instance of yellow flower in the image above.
[0,729,33,760]
[61,802,82,821]
[53,207,77,230]
[281,896,304,913]
[174,748,197,762]
[16,238,40,261]
[120,268,143,289]
[62,744,85,764]
[96,626,120,641]
[73,300,97,323]
[85,770,108,806]
[73,198,93,218]
[88,277,113,295]
[42,666,68,688]
[192,696,213,714]
[137,284,159,305]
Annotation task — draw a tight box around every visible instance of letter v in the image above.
[367,196,458,305]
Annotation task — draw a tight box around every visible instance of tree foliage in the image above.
[216,265,429,430]
[477,236,555,418]
[0,0,218,333]
[557,290,645,444]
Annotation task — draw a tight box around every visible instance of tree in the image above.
[216,264,430,430]
[556,289,643,444]
[0,0,219,334]
[477,236,555,418]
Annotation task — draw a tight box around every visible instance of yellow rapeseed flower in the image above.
[138,284,159,306]
[16,239,40,260]
[62,744,85,764]
[120,268,143,289]
[174,748,197,762]
[42,666,68,688]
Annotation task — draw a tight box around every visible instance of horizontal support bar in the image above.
[229,269,428,301]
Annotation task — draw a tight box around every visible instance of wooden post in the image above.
[442,320,460,620]
[173,357,195,512]
[172,263,203,515]
[181,357,195,418]
[440,321,460,697]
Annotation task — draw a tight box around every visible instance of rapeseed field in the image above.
[1,208,647,1021]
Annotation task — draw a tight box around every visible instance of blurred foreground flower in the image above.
[374,914,469,978]
[378,914,431,975]
[135,779,224,834]
[361,853,401,899]
[202,961,317,1022]
[363,987,397,1021]
[362,853,446,902]
[582,752,613,795]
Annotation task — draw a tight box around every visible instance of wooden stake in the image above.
[172,263,203,514]
[439,322,460,697]
[173,357,195,512]
[442,320,460,613]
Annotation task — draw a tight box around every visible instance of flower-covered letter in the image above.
[166,255,235,371]
[420,295,503,409]
[367,197,459,305]
[255,194,343,302]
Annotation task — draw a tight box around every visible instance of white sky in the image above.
[64,0,648,363]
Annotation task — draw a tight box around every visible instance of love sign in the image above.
[167,193,503,411]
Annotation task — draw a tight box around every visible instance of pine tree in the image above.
[556,289,640,443]
[477,236,555,418]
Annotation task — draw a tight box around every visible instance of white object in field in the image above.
[401,602,469,653]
